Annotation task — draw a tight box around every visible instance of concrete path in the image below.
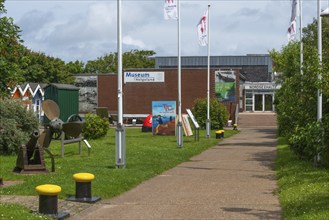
[71,126,281,220]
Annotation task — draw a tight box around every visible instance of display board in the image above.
[152,101,176,136]
[182,114,193,136]
[186,109,200,129]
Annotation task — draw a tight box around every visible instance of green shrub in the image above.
[289,122,324,161]
[82,113,110,139]
[0,98,39,155]
[192,98,228,129]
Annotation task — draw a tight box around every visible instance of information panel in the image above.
[152,101,176,136]
[186,109,200,129]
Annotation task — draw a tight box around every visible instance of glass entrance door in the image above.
[253,94,273,111]
[265,94,273,111]
[245,90,275,112]
[254,94,263,111]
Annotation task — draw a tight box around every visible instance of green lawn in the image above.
[0,128,238,219]
[276,137,329,220]
[0,203,50,220]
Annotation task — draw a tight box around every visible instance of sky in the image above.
[4,0,329,63]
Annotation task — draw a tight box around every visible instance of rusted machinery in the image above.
[13,129,51,173]
[13,100,84,173]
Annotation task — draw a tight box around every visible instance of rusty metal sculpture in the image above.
[13,130,50,173]
[13,99,84,173]
[42,100,84,158]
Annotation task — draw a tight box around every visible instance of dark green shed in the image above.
[44,83,80,122]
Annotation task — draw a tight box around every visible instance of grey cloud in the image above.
[238,8,262,17]
[7,0,318,63]
[18,10,54,36]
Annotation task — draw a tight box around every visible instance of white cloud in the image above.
[4,0,328,62]
[123,35,145,48]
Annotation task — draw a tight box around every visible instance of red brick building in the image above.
[97,68,231,115]
[76,55,277,122]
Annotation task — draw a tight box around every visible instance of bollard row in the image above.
[35,172,101,219]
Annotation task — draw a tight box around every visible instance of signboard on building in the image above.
[124,72,164,83]
[152,101,176,136]
[244,83,281,90]
[215,71,236,102]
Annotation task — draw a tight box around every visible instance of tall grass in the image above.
[276,137,329,220]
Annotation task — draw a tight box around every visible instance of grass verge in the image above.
[276,137,329,220]
[1,128,238,219]
[0,203,49,220]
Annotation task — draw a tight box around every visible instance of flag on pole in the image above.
[197,9,208,46]
[288,20,297,41]
[164,0,178,20]
[288,0,299,41]
[290,0,299,21]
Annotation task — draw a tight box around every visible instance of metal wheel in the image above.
[67,114,83,122]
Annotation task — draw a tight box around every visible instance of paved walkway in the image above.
[70,126,281,220]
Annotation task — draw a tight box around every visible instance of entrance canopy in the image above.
[244,82,281,112]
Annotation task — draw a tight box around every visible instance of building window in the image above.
[245,92,253,111]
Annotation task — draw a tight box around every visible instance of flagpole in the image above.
[116,0,126,168]
[317,0,322,123]
[299,0,303,76]
[206,4,211,139]
[177,0,183,147]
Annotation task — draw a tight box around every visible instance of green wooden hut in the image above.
[44,83,79,122]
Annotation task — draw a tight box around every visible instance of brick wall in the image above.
[97,69,218,114]
[98,74,118,113]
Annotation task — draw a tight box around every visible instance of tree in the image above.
[0,1,75,93]
[270,17,329,163]
[84,50,156,74]
[85,52,117,74]
[20,48,75,84]
[122,49,156,70]
[0,0,25,97]
[66,60,85,75]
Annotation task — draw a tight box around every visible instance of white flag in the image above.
[290,0,299,22]
[287,20,297,41]
[164,0,178,20]
[287,0,298,42]
[197,9,208,46]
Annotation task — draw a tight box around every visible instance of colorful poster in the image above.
[152,101,176,136]
[215,82,236,102]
